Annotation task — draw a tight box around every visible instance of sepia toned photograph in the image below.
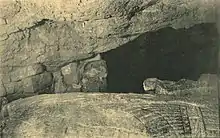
[0,0,219,137]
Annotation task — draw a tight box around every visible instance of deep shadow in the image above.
[101,23,218,92]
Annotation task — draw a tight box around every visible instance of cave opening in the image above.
[101,23,218,93]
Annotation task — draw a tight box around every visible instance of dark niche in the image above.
[101,23,218,92]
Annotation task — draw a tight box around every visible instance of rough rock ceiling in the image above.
[0,0,216,57]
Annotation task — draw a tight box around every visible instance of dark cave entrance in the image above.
[101,23,218,92]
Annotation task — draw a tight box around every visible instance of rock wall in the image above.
[0,1,219,137]
[0,54,107,101]
[0,0,218,100]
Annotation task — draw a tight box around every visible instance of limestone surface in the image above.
[0,90,218,138]
[0,0,217,100]
[0,0,216,67]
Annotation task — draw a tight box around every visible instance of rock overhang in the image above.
[0,0,218,99]
[0,0,217,56]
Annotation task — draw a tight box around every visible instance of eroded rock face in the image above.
[1,70,54,101]
[0,0,217,99]
[0,0,216,65]
[0,91,218,138]
[0,54,108,101]
[81,60,107,92]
